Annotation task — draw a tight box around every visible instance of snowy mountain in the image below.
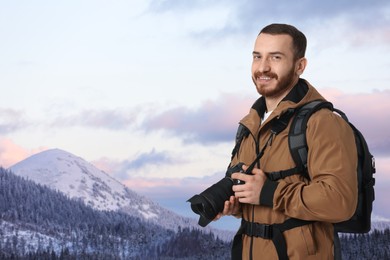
[11,149,137,211]
[8,148,232,240]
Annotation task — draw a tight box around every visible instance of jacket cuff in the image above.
[260,179,278,207]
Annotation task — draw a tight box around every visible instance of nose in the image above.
[255,58,271,73]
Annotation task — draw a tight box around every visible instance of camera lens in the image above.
[187,163,244,227]
[188,177,234,227]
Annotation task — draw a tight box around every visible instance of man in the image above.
[215,24,357,259]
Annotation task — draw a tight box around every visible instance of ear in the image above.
[295,57,307,76]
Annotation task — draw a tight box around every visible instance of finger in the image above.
[232,182,246,192]
[222,200,232,215]
[229,196,238,209]
[231,172,248,182]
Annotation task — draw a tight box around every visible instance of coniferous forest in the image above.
[0,168,389,259]
[339,230,390,260]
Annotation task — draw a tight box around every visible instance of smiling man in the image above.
[214,24,358,260]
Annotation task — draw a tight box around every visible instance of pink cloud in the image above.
[0,138,47,168]
[91,156,122,175]
[320,88,390,115]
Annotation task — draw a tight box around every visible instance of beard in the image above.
[252,67,296,98]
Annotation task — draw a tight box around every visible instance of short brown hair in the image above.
[259,23,307,60]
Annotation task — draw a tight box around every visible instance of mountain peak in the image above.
[9,148,131,211]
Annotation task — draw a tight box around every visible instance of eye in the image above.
[253,55,261,60]
[271,55,282,61]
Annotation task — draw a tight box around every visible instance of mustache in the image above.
[253,71,278,79]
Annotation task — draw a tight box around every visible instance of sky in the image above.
[0,0,389,231]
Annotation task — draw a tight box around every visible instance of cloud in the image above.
[92,148,179,180]
[147,0,209,12]
[121,148,175,170]
[142,93,253,144]
[234,0,389,27]
[51,108,137,130]
[147,0,390,46]
[0,108,26,134]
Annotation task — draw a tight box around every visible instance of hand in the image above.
[214,196,241,221]
[231,165,267,205]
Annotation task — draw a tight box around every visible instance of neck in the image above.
[265,87,292,111]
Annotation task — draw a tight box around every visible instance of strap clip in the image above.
[248,223,273,239]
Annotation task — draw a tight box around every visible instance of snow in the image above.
[0,220,71,254]
[10,149,130,212]
[139,204,159,219]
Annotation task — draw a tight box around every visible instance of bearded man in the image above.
[215,23,357,260]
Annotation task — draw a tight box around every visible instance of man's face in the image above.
[251,33,304,98]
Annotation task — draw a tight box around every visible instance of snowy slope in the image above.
[10,149,139,212]
[8,149,233,239]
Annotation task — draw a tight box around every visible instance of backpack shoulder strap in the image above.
[288,100,334,179]
[230,124,250,161]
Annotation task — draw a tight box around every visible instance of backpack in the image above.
[232,100,376,233]
[230,100,376,259]
[288,100,376,233]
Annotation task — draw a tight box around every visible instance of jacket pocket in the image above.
[300,224,317,255]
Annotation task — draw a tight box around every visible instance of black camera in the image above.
[187,163,247,227]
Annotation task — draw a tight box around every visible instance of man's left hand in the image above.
[231,165,267,205]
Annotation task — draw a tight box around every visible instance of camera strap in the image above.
[245,108,296,174]
[232,109,297,259]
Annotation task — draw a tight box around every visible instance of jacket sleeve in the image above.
[261,110,358,223]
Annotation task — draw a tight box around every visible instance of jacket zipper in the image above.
[249,125,262,260]
[249,123,275,260]
[237,122,259,260]
[239,122,275,260]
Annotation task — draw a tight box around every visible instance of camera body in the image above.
[187,162,251,227]
[227,162,246,185]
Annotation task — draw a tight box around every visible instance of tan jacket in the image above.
[231,79,358,259]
